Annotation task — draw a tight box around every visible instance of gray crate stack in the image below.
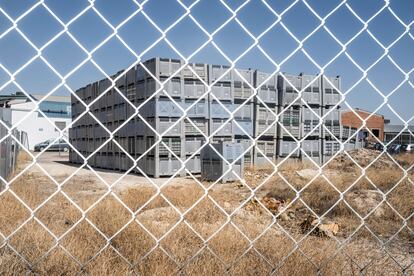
[208,65,255,165]
[276,73,323,164]
[253,71,278,166]
[321,76,342,163]
[69,57,346,178]
[136,58,211,177]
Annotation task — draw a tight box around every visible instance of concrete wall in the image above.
[11,102,71,150]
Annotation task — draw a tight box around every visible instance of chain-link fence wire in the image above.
[0,0,413,274]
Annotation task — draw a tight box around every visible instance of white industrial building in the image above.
[9,94,71,151]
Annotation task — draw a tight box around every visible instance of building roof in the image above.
[384,124,414,133]
[31,94,71,103]
[341,108,384,118]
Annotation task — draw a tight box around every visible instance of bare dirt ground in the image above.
[0,150,413,275]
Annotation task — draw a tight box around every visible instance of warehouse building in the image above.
[341,108,385,142]
[9,94,71,150]
[384,124,414,144]
[69,57,352,177]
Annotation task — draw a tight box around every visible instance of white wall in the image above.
[11,102,71,150]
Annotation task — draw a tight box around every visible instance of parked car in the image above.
[34,139,69,152]
[404,144,414,152]
[387,144,402,155]
[373,143,384,151]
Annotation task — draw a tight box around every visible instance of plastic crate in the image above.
[255,71,277,88]
[139,118,183,136]
[234,68,254,83]
[233,81,253,100]
[302,107,321,136]
[185,137,205,155]
[277,139,300,157]
[323,76,341,106]
[145,156,182,177]
[323,140,340,155]
[301,139,321,157]
[257,86,278,105]
[210,119,233,136]
[301,74,322,105]
[278,74,301,105]
[279,106,301,138]
[183,63,208,80]
[182,99,208,118]
[185,155,201,174]
[254,140,277,165]
[210,82,232,100]
[234,103,253,120]
[201,142,244,183]
[137,57,184,81]
[233,120,253,136]
[185,118,208,135]
[341,126,350,139]
[184,79,207,99]
[210,101,234,118]
[141,98,183,118]
[209,64,232,82]
[159,137,182,156]
[143,77,183,99]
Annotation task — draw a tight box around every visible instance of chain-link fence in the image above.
[0,108,27,184]
[0,0,413,274]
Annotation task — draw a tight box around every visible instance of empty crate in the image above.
[278,139,300,157]
[210,101,234,118]
[137,58,183,80]
[185,137,205,155]
[184,80,207,99]
[211,82,232,100]
[183,100,208,118]
[201,142,244,183]
[323,140,340,156]
[211,119,233,136]
[185,118,208,135]
[278,74,301,105]
[233,81,253,100]
[301,139,321,160]
[323,76,341,106]
[233,120,253,136]
[301,74,322,105]
[141,98,183,118]
[254,140,277,165]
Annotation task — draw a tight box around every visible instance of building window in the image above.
[372,129,380,138]
[55,121,66,131]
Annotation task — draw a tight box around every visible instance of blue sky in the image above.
[0,0,413,123]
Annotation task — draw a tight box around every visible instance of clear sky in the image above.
[0,0,413,124]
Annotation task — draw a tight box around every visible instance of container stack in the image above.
[134,58,210,177]
[321,76,342,163]
[276,73,323,164]
[69,57,346,178]
[208,65,255,165]
[253,71,278,166]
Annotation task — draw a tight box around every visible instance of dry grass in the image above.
[0,150,413,275]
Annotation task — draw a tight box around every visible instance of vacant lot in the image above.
[0,151,413,275]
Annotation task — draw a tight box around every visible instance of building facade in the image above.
[341,108,385,142]
[10,95,71,150]
[384,125,414,145]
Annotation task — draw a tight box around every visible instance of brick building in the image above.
[341,108,385,142]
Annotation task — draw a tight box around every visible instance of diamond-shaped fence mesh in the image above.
[0,0,413,274]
